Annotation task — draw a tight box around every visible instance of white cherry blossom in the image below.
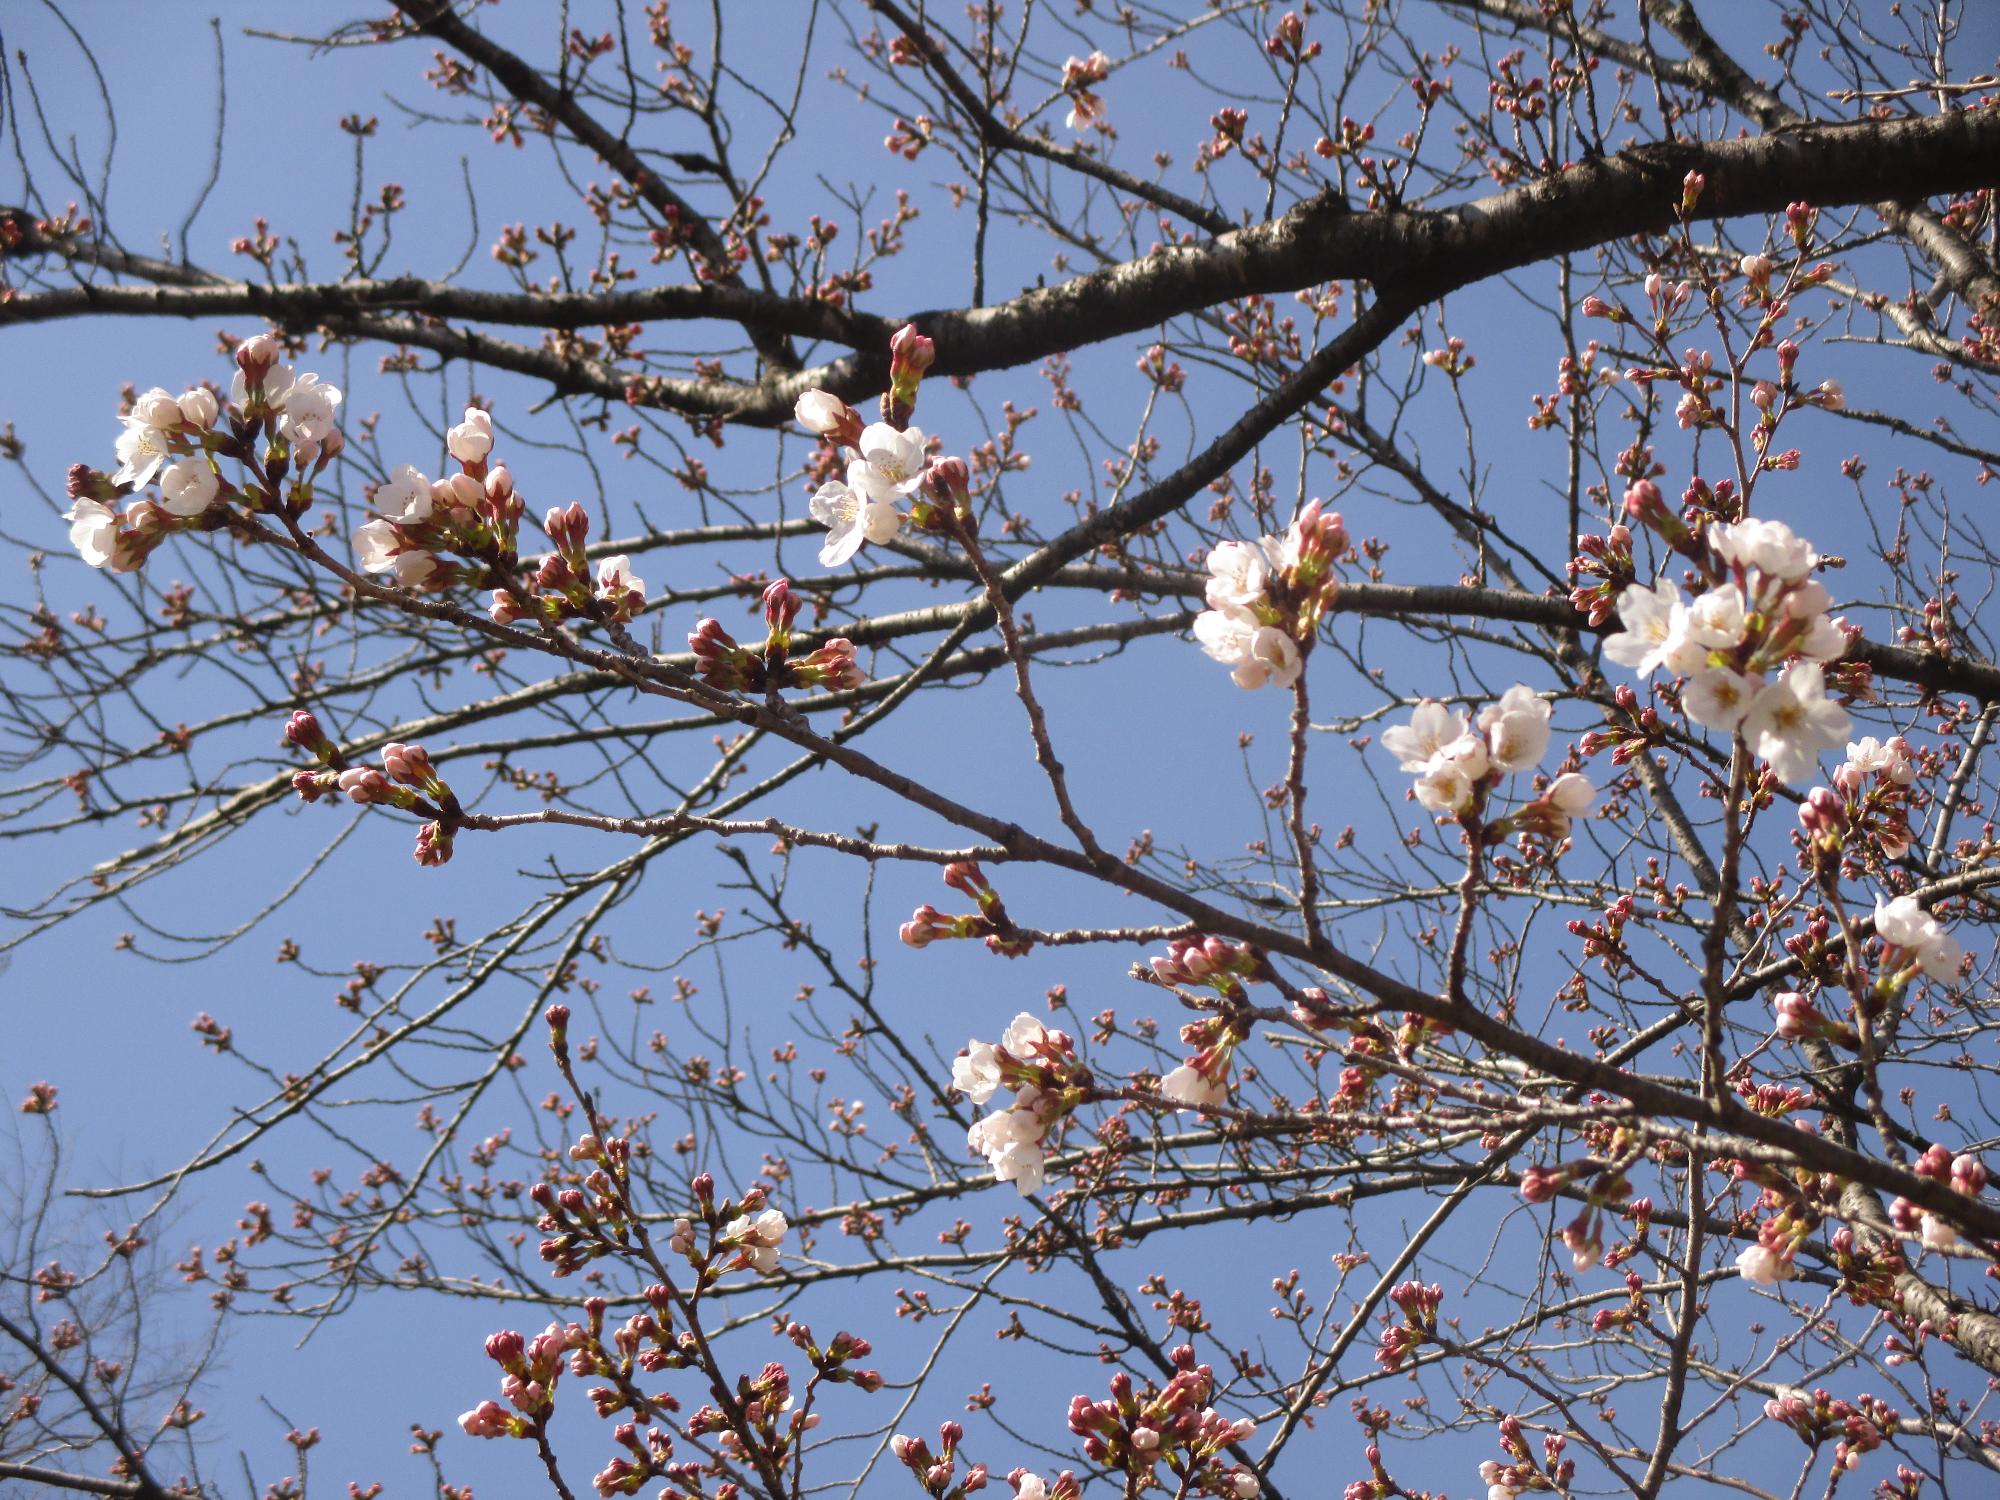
[279,373,342,445]
[373,465,434,524]
[157,458,219,518]
[951,1042,1003,1105]
[1160,1064,1226,1111]
[177,387,219,430]
[1192,609,1302,690]
[1204,540,1270,613]
[793,389,850,436]
[1843,736,1915,786]
[1380,700,1469,771]
[1741,661,1850,784]
[1683,667,1763,731]
[111,418,174,491]
[1735,1245,1794,1285]
[1711,516,1817,582]
[1478,684,1551,771]
[1602,579,1686,675]
[1874,895,1964,982]
[849,422,929,501]
[1683,582,1747,649]
[810,468,901,567]
[131,387,184,429]
[66,498,118,568]
[596,554,645,602]
[1000,1012,1049,1056]
[447,407,494,464]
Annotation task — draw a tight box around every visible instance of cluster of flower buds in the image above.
[1478,1416,1573,1500]
[1064,1347,1259,1497]
[1374,1280,1443,1374]
[1761,1387,1896,1472]
[1798,735,1919,862]
[1157,1008,1251,1114]
[1191,501,1347,691]
[899,862,1032,958]
[1146,934,1265,1001]
[1566,523,1636,626]
[488,500,646,628]
[591,1422,677,1497]
[1887,1143,1987,1253]
[1734,1222,1806,1287]
[1059,50,1111,132]
[1770,988,1855,1049]
[794,324,958,566]
[685,1360,816,1483]
[1596,491,1858,784]
[888,1423,984,1499]
[285,712,461,866]
[689,579,864,695]
[64,334,346,574]
[952,1011,1083,1196]
[459,1322,581,1437]
[355,433,516,592]
[1380,687,1595,841]
[286,716,464,868]
[664,1174,792,1288]
[784,1320,883,1394]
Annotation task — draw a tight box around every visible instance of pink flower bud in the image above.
[889,323,935,377]
[283,708,328,754]
[1518,1165,1562,1203]
[381,741,436,788]
[337,766,393,804]
[762,577,800,635]
[236,332,281,386]
[490,589,529,625]
[1952,1155,1988,1196]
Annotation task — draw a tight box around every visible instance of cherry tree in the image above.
[6,3,2000,1499]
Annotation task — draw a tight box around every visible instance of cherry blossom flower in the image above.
[1840,736,1915,788]
[177,387,218,430]
[1682,667,1763,731]
[1192,609,1300,690]
[1874,895,1964,982]
[1380,700,1469,771]
[1204,540,1271,613]
[1160,1064,1227,1112]
[1000,1011,1048,1055]
[849,422,930,501]
[1711,516,1817,582]
[951,1041,1003,1105]
[373,465,433,524]
[1683,582,1746,650]
[355,518,437,585]
[157,458,219,518]
[1919,1214,1960,1252]
[447,406,494,464]
[793,389,860,443]
[810,468,903,566]
[110,417,174,491]
[65,498,118,568]
[131,386,185,429]
[278,373,342,445]
[1412,737,1487,814]
[596,554,646,607]
[1601,580,1689,675]
[1735,1244,1796,1285]
[1477,684,1551,771]
[1741,661,1851,784]
[721,1207,787,1273]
